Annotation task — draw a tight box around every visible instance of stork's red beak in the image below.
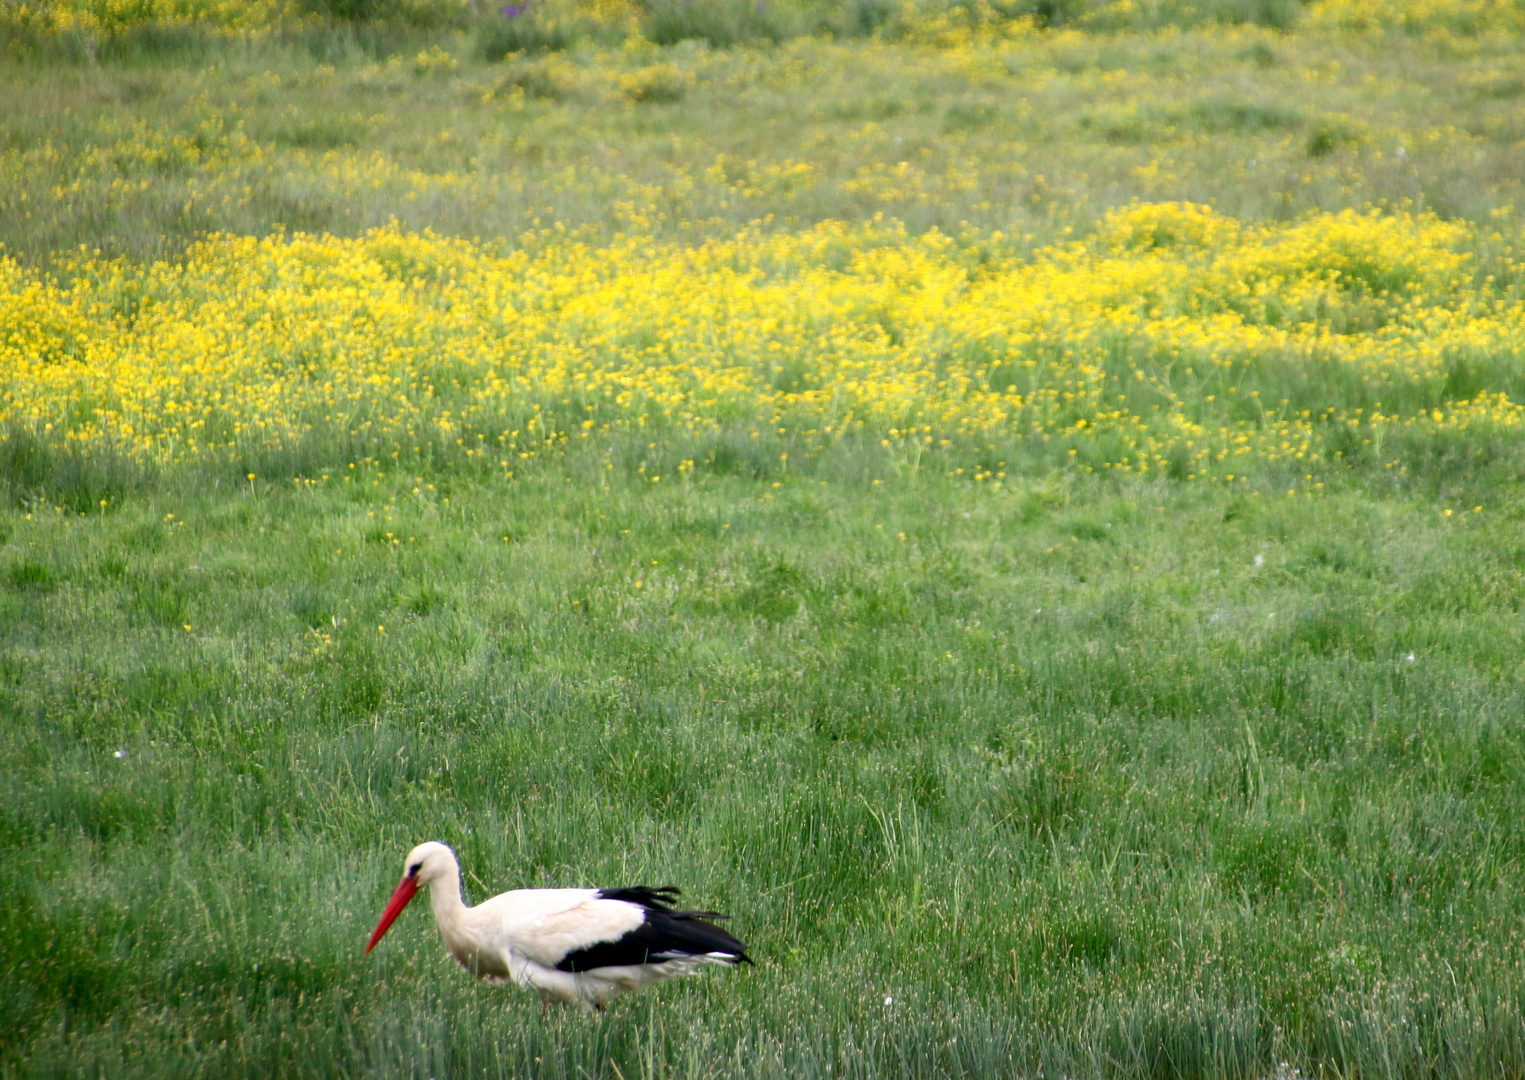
[365,875,418,954]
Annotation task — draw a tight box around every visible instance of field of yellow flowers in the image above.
[5,204,1525,490]
[3,0,1524,500]
[6,4,1525,1080]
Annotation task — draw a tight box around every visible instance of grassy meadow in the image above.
[4,0,1525,1076]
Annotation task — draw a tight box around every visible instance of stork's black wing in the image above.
[554,886,752,972]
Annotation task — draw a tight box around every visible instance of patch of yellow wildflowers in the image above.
[0,0,635,35]
[4,0,1519,37]
[1305,0,1525,35]
[4,0,300,33]
[2,203,1522,481]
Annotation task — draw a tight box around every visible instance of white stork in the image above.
[365,841,750,1009]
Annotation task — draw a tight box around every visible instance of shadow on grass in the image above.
[0,424,149,512]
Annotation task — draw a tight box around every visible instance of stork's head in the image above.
[365,841,456,954]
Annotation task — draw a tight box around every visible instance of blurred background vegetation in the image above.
[4,0,1523,55]
[2,0,1522,270]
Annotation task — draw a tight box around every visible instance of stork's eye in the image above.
[409,862,423,876]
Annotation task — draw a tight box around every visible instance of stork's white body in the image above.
[367,842,748,1009]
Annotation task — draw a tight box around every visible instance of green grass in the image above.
[2,24,1523,265]
[4,438,1525,1078]
[6,14,1525,1080]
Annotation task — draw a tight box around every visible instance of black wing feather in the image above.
[554,886,752,972]
[596,886,682,911]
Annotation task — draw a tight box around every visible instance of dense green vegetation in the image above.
[6,441,1525,1078]
[3,20,1522,265]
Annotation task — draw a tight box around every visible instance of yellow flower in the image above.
[0,207,1517,484]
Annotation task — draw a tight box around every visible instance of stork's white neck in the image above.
[421,853,503,979]
[426,855,468,930]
